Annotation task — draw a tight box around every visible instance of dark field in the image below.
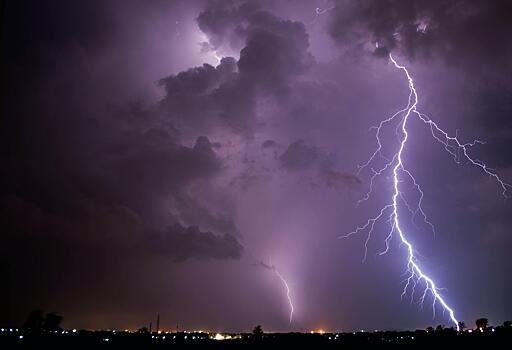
[1,327,511,349]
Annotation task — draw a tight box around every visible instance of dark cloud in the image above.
[170,191,240,237]
[158,56,254,135]
[279,140,361,191]
[1,192,243,263]
[328,0,512,70]
[323,170,362,189]
[158,58,239,133]
[196,0,261,51]
[159,1,314,136]
[108,132,222,205]
[236,10,314,90]
[280,139,333,171]
[153,223,244,262]
[1,122,231,255]
[262,139,277,148]
[159,58,238,98]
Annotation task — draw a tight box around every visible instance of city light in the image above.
[213,333,225,341]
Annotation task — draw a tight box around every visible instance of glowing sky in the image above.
[1,0,511,332]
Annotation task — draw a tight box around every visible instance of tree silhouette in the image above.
[21,310,63,332]
[43,312,63,331]
[504,320,512,328]
[252,325,263,338]
[137,327,149,334]
[22,310,44,331]
[458,321,466,332]
[475,318,488,330]
[426,326,434,333]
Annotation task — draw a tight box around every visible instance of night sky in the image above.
[1,0,511,332]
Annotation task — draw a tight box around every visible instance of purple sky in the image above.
[2,0,511,332]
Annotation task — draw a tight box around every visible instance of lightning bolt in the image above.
[274,268,294,324]
[343,53,511,331]
[259,259,294,324]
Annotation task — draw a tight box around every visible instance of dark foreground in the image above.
[1,328,511,349]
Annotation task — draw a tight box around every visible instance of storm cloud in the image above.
[328,0,512,71]
[1,0,511,332]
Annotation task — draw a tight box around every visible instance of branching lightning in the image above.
[342,53,511,330]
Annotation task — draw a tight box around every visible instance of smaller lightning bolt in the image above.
[274,268,294,324]
[259,259,294,324]
[308,2,336,25]
[315,5,335,15]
